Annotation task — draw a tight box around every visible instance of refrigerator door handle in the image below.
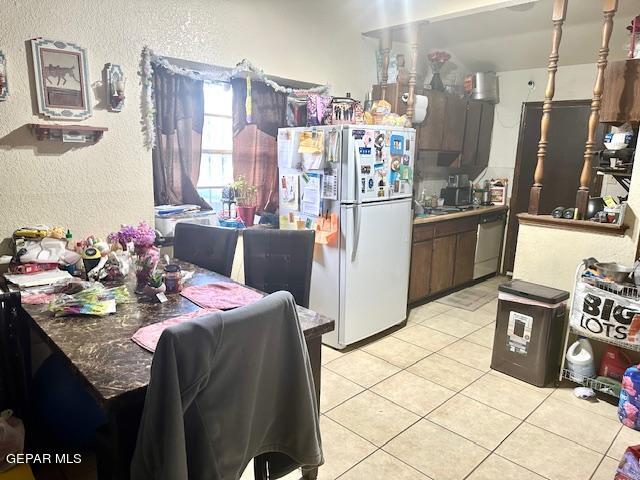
[353,144,361,204]
[351,204,361,261]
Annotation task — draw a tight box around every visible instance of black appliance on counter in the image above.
[441,174,472,206]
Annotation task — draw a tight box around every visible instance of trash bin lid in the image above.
[498,279,569,304]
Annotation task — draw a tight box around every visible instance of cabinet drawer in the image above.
[434,217,478,237]
[413,224,435,242]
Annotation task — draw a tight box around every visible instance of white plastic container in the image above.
[155,210,218,238]
[565,338,596,382]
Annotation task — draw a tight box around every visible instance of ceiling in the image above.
[366,0,638,72]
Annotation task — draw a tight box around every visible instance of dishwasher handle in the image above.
[479,212,506,224]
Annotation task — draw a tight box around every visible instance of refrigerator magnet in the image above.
[390,135,403,155]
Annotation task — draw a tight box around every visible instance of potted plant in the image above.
[143,271,166,297]
[233,175,258,227]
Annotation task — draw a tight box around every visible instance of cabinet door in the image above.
[430,235,456,294]
[442,95,467,152]
[476,102,495,170]
[461,101,482,165]
[417,90,446,150]
[453,230,478,286]
[408,240,433,303]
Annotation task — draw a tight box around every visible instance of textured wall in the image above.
[513,148,640,294]
[0,0,377,239]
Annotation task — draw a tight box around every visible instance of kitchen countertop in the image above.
[413,205,508,225]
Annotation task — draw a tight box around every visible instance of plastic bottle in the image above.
[565,338,596,381]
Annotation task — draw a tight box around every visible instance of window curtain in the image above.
[152,65,210,209]
[231,77,287,213]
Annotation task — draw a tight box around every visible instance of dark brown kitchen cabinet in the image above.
[418,90,447,151]
[476,102,495,169]
[409,216,480,304]
[442,95,467,152]
[429,235,457,294]
[600,59,640,124]
[453,230,477,285]
[408,239,433,303]
[461,101,482,166]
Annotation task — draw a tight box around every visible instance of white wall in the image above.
[480,63,598,191]
[0,0,378,240]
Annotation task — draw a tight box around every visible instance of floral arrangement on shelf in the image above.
[108,222,158,293]
[232,175,258,208]
[427,50,451,92]
[427,50,451,70]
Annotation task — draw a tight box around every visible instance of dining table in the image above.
[21,259,335,480]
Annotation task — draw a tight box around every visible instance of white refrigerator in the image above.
[277,125,416,349]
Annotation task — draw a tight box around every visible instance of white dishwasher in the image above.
[473,210,506,279]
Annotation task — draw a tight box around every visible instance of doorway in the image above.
[503,100,605,274]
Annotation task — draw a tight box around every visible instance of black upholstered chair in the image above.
[174,223,239,278]
[243,229,315,308]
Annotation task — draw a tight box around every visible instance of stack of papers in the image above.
[4,270,72,288]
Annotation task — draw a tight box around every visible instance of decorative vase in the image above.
[430,71,445,92]
[134,245,159,294]
[237,206,257,227]
[143,282,166,298]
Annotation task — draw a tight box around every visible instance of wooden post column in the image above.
[528,0,568,215]
[379,29,392,102]
[405,24,421,127]
[576,0,618,219]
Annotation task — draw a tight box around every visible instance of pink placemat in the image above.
[180,282,264,310]
[131,309,218,353]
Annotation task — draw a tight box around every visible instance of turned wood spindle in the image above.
[405,24,421,127]
[575,0,618,220]
[379,30,392,102]
[528,0,568,215]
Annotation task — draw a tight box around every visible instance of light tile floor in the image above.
[242,275,639,480]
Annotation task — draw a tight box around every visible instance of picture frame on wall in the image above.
[30,38,92,119]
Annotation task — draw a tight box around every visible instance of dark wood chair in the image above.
[243,229,315,308]
[174,223,239,278]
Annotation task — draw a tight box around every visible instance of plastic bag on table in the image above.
[0,410,25,473]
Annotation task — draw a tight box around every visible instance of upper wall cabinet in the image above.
[600,59,640,124]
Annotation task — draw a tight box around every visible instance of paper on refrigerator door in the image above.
[277,130,295,168]
[301,172,322,217]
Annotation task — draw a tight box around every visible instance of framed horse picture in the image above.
[30,38,92,120]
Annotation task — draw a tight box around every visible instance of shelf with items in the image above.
[29,124,108,143]
[560,368,621,398]
[559,263,640,397]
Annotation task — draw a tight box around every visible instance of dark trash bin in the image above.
[491,279,569,387]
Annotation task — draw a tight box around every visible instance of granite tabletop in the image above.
[22,260,335,406]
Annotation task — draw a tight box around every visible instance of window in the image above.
[198,83,233,212]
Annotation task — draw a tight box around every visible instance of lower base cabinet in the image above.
[430,236,456,294]
[408,240,433,303]
[409,218,479,304]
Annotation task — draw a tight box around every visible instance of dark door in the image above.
[442,95,467,152]
[503,100,605,273]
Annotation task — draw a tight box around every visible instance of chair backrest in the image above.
[174,223,239,277]
[243,229,315,308]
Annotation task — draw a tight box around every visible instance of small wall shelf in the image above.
[29,124,108,143]
[517,213,628,236]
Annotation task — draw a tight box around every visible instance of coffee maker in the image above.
[441,174,472,206]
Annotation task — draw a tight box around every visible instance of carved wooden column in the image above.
[379,29,392,102]
[405,24,421,127]
[576,0,618,219]
[528,0,568,215]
